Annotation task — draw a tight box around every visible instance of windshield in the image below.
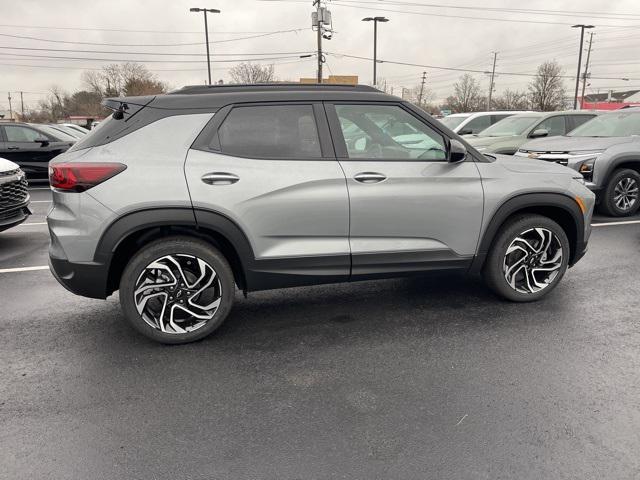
[568,112,640,137]
[478,116,539,137]
[440,115,469,129]
[34,124,77,141]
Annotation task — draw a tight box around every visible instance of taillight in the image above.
[49,162,126,192]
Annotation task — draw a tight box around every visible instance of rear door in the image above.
[326,102,484,276]
[185,102,350,289]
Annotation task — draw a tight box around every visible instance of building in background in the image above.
[581,89,640,110]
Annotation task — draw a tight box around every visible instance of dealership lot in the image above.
[2,186,640,478]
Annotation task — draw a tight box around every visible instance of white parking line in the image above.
[592,220,640,227]
[27,187,51,190]
[14,222,47,226]
[0,265,49,273]
[30,200,51,203]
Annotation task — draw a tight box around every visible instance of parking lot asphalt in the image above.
[2,187,640,479]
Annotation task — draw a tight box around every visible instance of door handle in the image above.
[353,172,387,184]
[201,172,240,185]
[7,146,19,150]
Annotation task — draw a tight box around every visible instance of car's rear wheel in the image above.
[483,215,570,302]
[599,168,640,217]
[119,236,235,344]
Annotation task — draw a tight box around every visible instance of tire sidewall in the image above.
[484,215,570,302]
[119,237,235,344]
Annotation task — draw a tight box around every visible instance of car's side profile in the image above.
[0,122,75,180]
[47,84,595,344]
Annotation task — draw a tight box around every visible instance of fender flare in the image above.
[469,192,585,274]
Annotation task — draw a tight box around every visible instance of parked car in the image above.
[47,84,594,344]
[0,157,31,232]
[440,111,530,135]
[465,111,598,155]
[516,108,640,216]
[0,123,75,180]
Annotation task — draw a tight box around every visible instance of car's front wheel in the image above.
[119,236,235,344]
[599,168,640,217]
[483,215,570,302]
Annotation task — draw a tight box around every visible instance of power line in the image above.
[0,29,310,47]
[0,23,292,34]
[0,52,311,63]
[0,45,312,57]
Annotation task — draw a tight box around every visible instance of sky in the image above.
[1,0,640,111]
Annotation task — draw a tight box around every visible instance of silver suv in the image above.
[47,84,595,344]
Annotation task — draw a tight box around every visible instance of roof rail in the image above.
[168,83,381,95]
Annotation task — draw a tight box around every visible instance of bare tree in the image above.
[528,61,566,111]
[446,74,485,112]
[493,89,530,110]
[82,63,167,97]
[229,63,276,84]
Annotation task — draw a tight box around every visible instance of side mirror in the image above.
[448,139,467,163]
[458,128,472,135]
[35,137,50,147]
[530,128,549,138]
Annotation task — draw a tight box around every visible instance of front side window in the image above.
[4,125,43,142]
[335,104,447,161]
[479,116,540,137]
[461,115,491,134]
[534,116,566,136]
[218,105,321,158]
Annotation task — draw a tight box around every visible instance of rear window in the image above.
[217,105,322,158]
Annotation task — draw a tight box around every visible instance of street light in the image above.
[571,24,594,109]
[190,7,221,86]
[362,16,389,86]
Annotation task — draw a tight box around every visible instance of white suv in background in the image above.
[440,111,531,135]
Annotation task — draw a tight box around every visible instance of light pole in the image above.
[190,7,221,86]
[571,24,594,109]
[362,16,389,86]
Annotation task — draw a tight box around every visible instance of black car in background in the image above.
[0,123,75,180]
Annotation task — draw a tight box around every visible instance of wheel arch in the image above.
[95,207,255,296]
[470,193,585,274]
[599,156,640,188]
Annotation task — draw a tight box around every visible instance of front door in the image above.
[0,124,67,179]
[326,102,484,276]
[185,102,350,290]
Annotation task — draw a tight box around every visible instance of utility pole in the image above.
[19,91,24,118]
[487,51,498,110]
[190,7,221,86]
[580,32,594,110]
[316,1,322,82]
[7,92,12,121]
[572,24,594,109]
[418,71,427,107]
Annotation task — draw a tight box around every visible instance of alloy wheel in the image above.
[503,227,563,294]
[613,177,639,212]
[133,254,222,334]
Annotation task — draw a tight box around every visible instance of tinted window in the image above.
[335,104,447,161]
[218,105,321,158]
[567,114,596,132]
[440,115,469,130]
[4,125,42,142]
[461,115,492,134]
[490,114,512,124]
[534,116,566,136]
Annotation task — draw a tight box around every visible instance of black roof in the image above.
[105,83,397,111]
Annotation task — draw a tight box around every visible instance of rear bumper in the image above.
[0,203,32,232]
[49,255,110,299]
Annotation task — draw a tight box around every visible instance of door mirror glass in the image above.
[530,128,549,138]
[35,137,50,146]
[448,139,467,163]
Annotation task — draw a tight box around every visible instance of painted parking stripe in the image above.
[591,220,640,227]
[30,200,51,203]
[14,222,47,226]
[0,265,49,273]
[27,187,50,190]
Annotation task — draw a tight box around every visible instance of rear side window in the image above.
[218,105,321,159]
[567,114,596,132]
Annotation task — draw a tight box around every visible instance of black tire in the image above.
[119,236,235,344]
[599,168,640,217]
[482,215,570,302]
